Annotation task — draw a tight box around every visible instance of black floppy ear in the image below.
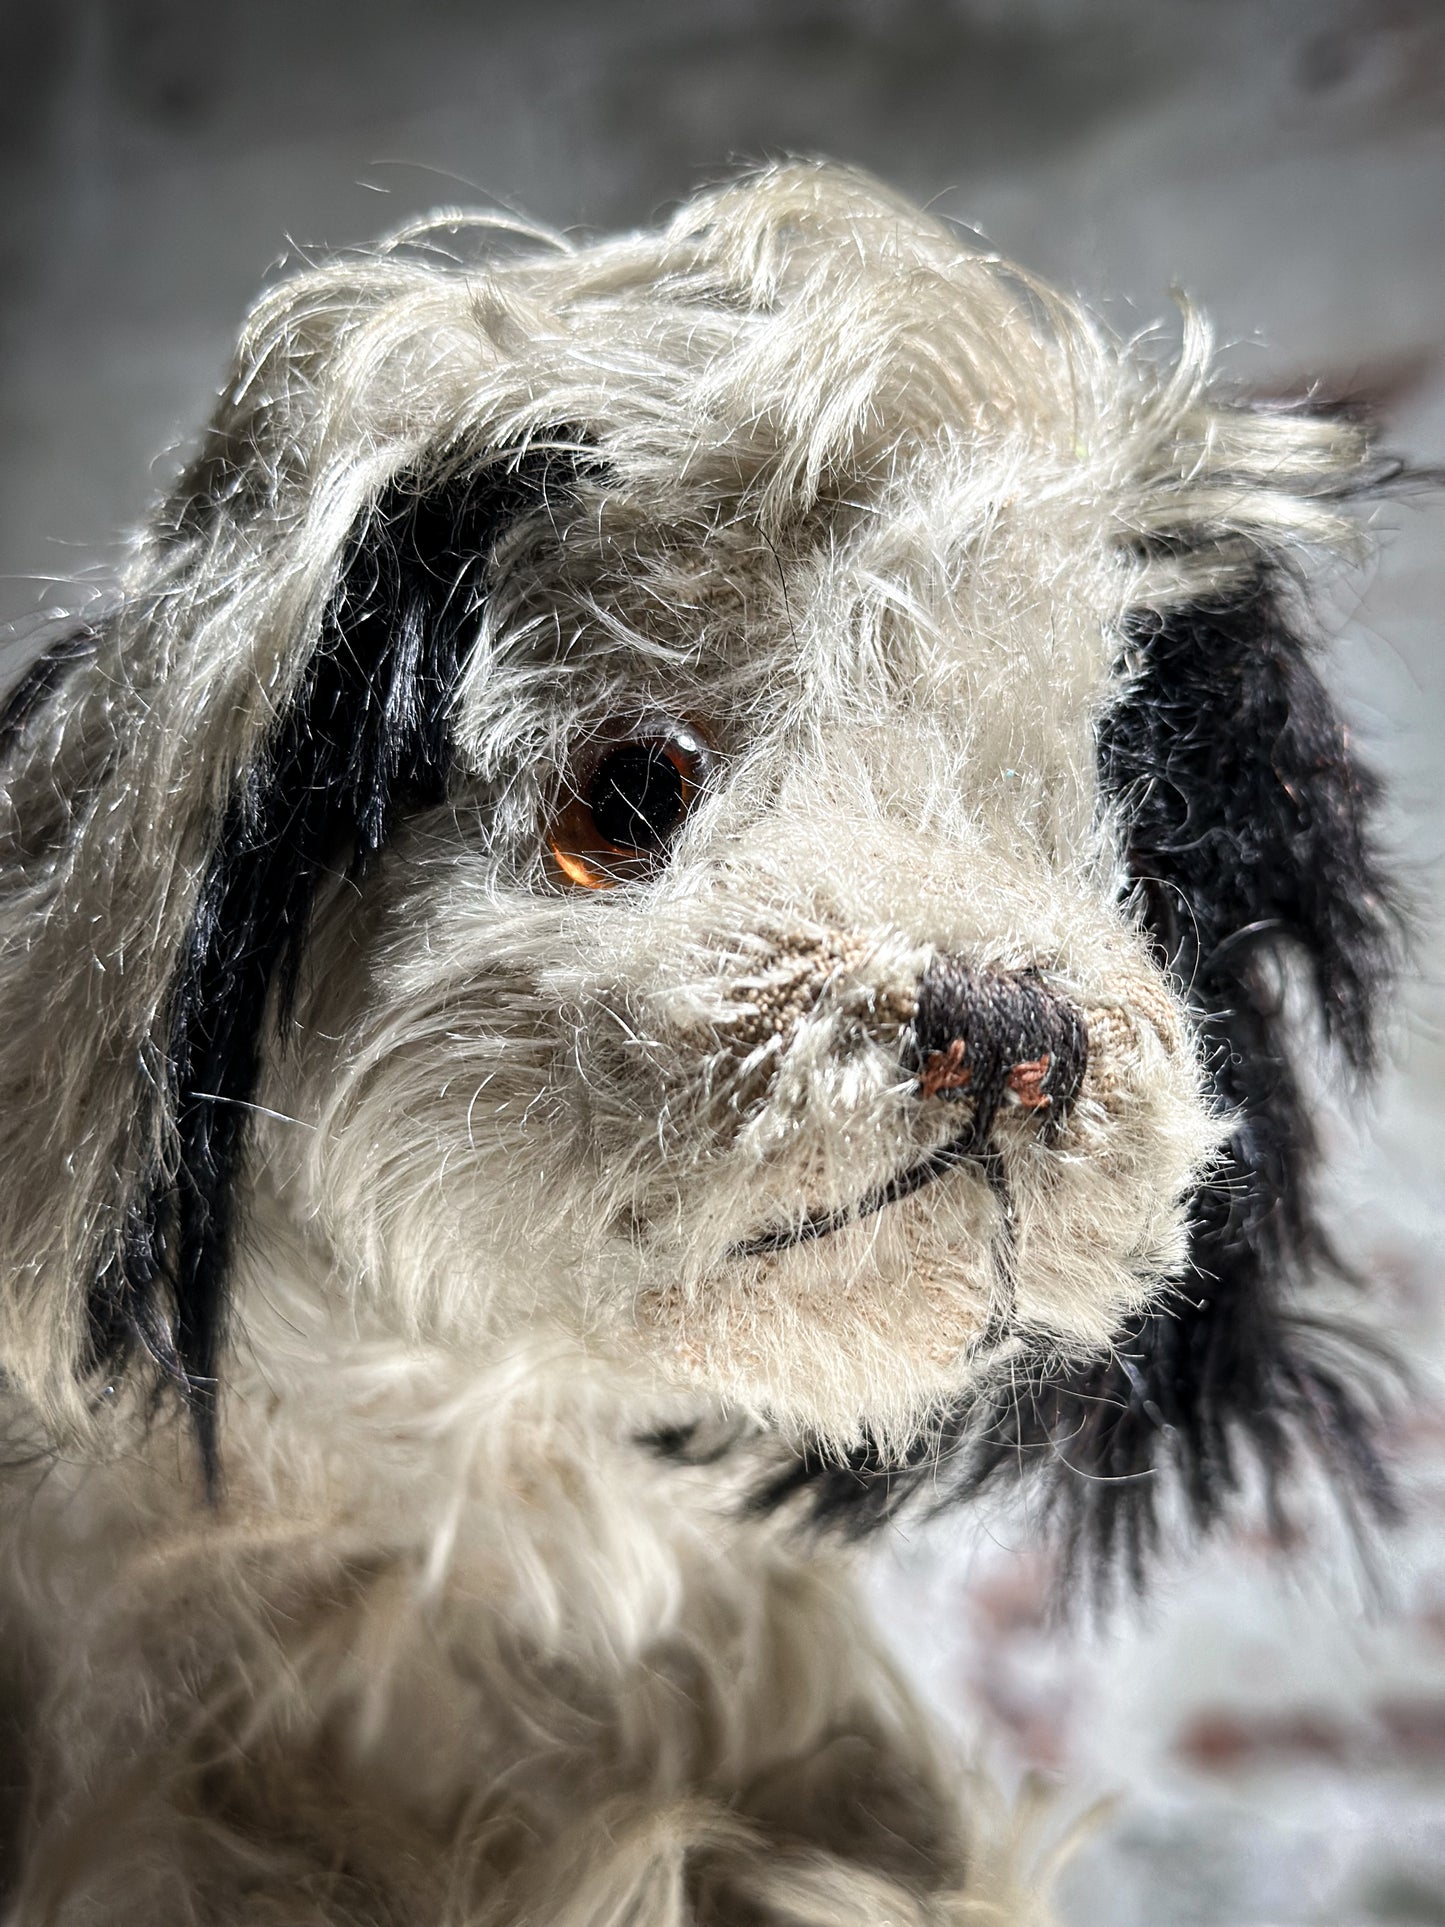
[957,558,1403,1584]
[92,447,586,1480]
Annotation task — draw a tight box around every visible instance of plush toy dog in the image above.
[0,163,1398,1924]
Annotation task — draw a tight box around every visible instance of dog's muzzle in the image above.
[730,956,1088,1259]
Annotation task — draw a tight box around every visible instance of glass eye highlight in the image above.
[549,719,713,889]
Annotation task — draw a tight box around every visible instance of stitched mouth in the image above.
[728,1120,991,1259]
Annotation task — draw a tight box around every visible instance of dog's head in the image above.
[0,164,1398,1568]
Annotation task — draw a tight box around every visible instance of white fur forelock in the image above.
[0,163,1382,1922]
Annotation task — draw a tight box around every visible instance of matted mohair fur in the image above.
[0,162,1400,1922]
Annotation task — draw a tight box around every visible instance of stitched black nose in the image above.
[905,956,1088,1142]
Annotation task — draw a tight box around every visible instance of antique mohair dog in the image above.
[0,163,1398,1923]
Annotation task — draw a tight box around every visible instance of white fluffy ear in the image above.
[0,443,589,1469]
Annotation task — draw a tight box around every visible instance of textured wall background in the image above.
[2,3,1443,1921]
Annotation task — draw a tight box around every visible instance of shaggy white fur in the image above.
[0,163,1385,1923]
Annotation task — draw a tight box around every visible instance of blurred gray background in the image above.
[2,3,1443,1921]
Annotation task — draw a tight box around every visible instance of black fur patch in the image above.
[758,567,1401,1579]
[93,447,587,1480]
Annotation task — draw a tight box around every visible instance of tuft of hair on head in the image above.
[756,404,1412,1597]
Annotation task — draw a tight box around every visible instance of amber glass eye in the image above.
[548,719,714,889]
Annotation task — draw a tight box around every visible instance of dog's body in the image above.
[0,166,1397,1923]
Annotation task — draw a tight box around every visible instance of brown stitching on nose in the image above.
[919,1040,972,1098]
[1004,1053,1052,1109]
